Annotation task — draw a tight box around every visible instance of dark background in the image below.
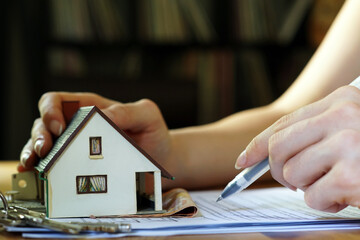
[1,0,344,159]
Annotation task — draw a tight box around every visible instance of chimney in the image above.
[62,101,80,125]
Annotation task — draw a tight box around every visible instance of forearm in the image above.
[163,0,360,190]
[275,0,360,112]
[162,0,360,190]
[165,104,285,189]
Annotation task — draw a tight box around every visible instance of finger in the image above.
[39,92,115,136]
[283,129,360,190]
[31,118,53,158]
[17,164,29,172]
[321,204,348,213]
[269,100,360,190]
[19,139,37,171]
[238,99,329,169]
[102,99,166,133]
[282,135,338,189]
[304,160,360,212]
[269,98,360,165]
[39,93,66,136]
[267,115,328,189]
[240,86,360,169]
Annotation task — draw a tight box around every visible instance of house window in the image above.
[89,137,102,157]
[76,175,107,194]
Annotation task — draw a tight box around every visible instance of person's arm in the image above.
[21,0,360,192]
[165,0,360,189]
[19,93,173,175]
[166,106,283,189]
[233,0,360,213]
[274,0,360,111]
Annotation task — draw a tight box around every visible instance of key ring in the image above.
[0,191,9,216]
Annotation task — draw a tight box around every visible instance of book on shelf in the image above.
[178,0,217,43]
[45,0,310,126]
[307,0,345,47]
[138,0,217,43]
[236,49,274,109]
[232,0,312,44]
[50,0,130,42]
[47,48,241,124]
[50,0,217,43]
[47,48,142,79]
[275,47,314,95]
[197,52,218,124]
[277,0,312,44]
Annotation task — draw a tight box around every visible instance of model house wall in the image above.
[37,106,171,218]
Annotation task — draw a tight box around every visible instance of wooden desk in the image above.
[1,160,360,240]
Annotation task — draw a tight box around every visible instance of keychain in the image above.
[0,191,131,234]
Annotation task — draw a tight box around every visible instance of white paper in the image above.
[19,187,360,238]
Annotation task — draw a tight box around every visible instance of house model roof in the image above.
[35,106,174,179]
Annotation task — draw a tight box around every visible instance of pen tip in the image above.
[216,196,223,202]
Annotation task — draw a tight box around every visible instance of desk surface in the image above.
[1,160,360,240]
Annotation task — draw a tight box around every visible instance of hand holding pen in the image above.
[218,76,360,213]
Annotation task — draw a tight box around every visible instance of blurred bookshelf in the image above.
[42,0,314,124]
[2,0,345,158]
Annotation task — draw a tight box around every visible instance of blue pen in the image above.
[217,75,360,202]
[216,157,269,202]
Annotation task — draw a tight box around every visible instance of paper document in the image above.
[10,187,360,238]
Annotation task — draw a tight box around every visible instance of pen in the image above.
[217,75,360,202]
[216,157,269,202]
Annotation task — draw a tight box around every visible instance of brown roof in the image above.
[35,106,174,179]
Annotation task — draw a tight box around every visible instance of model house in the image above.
[35,102,173,218]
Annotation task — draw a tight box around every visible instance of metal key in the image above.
[6,208,83,234]
[1,191,82,234]
[0,210,24,227]
[69,221,131,233]
[0,191,24,228]
[1,191,132,234]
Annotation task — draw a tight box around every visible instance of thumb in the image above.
[237,97,331,168]
[101,99,166,133]
[236,129,271,169]
[39,94,66,137]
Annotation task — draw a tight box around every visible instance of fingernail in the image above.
[34,138,45,156]
[17,163,26,172]
[49,120,63,136]
[288,186,297,192]
[235,150,247,169]
[283,181,297,192]
[20,152,31,167]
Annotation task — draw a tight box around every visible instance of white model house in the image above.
[35,104,173,218]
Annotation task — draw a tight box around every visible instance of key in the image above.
[4,209,82,234]
[1,191,132,234]
[0,191,9,214]
[16,213,83,234]
[69,221,132,233]
[12,206,131,233]
[12,206,46,218]
[1,191,82,234]
[0,213,24,227]
[0,191,23,227]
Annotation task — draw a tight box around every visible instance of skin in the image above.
[237,86,360,212]
[20,0,360,211]
[235,0,360,212]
